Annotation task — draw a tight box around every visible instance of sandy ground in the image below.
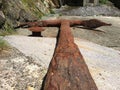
[2,35,120,90]
[0,16,120,90]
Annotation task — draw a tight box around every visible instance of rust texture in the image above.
[42,20,98,90]
[16,19,111,29]
[15,19,111,36]
[15,19,111,89]
[28,26,45,37]
[80,19,111,29]
[28,26,45,32]
[15,19,111,37]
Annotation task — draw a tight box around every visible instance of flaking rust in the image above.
[16,19,111,36]
[28,26,45,36]
[15,19,111,90]
[16,19,111,30]
[42,20,98,90]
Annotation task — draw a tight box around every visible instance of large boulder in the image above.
[1,0,54,28]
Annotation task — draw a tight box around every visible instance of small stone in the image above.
[27,86,34,90]
[10,87,14,90]
[99,73,102,76]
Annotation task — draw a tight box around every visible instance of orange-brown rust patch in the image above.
[28,27,45,32]
[43,20,98,90]
[81,19,111,29]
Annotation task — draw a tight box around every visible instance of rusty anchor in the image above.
[16,19,111,90]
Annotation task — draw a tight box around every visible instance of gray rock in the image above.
[55,5,120,16]
[1,0,53,28]
[2,0,38,27]
[19,9,37,22]
[0,11,5,28]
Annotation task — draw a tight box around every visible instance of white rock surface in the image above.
[4,35,56,67]
[4,35,120,90]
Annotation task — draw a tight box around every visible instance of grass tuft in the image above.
[0,38,10,51]
[0,22,15,36]
[99,0,108,4]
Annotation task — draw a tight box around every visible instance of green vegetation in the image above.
[49,9,55,14]
[99,0,108,4]
[0,38,9,51]
[21,0,45,18]
[0,22,15,36]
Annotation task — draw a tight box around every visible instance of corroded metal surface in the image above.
[15,19,111,89]
[15,19,111,36]
[43,20,98,90]
[16,19,111,29]
[28,26,45,37]
[80,19,111,29]
[28,26,45,32]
